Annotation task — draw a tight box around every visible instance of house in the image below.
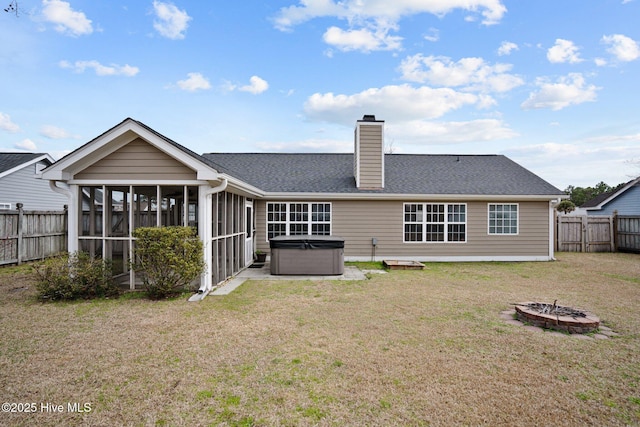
[581,177,640,216]
[0,152,68,211]
[41,116,565,294]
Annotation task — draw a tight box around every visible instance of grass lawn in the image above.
[1,252,640,426]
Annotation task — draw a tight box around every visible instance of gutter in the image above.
[261,192,567,202]
[49,180,72,199]
[204,177,228,196]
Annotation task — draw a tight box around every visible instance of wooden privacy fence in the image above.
[617,216,640,253]
[557,214,640,253]
[0,204,68,265]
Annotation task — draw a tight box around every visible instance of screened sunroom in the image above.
[41,118,261,294]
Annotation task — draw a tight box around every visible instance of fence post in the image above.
[16,203,23,265]
[581,215,587,253]
[612,211,618,252]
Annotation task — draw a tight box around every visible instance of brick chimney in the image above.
[354,115,384,189]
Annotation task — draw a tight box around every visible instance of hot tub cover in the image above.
[269,235,345,249]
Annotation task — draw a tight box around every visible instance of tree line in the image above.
[563,181,627,207]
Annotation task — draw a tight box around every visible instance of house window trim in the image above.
[0,202,11,210]
[266,202,332,241]
[403,202,467,244]
[487,203,519,235]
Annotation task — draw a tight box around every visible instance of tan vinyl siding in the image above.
[255,199,551,258]
[74,138,197,180]
[356,124,383,189]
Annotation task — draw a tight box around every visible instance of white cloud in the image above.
[547,39,582,64]
[176,72,211,92]
[14,139,37,151]
[601,34,640,62]
[398,54,524,93]
[594,57,607,67]
[273,0,507,31]
[41,0,93,37]
[0,113,20,133]
[497,41,518,56]
[152,1,191,40]
[256,138,351,153]
[273,0,506,52]
[424,28,439,42]
[303,84,481,125]
[323,26,402,52]
[59,60,139,76]
[521,73,599,111]
[239,76,269,94]
[40,125,71,139]
[505,140,640,188]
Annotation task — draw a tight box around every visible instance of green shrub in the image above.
[132,226,205,299]
[34,252,120,301]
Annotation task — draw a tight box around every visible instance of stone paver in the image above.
[210,263,367,296]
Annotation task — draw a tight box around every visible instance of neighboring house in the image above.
[41,116,565,294]
[0,152,68,211]
[581,177,640,216]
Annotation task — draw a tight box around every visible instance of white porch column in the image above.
[191,179,227,301]
[49,181,78,253]
[68,184,79,253]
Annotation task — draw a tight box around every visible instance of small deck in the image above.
[383,260,425,270]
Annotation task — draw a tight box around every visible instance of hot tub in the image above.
[269,236,345,275]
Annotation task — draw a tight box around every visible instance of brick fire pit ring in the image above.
[514,301,600,334]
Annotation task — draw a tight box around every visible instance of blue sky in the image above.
[1,0,640,190]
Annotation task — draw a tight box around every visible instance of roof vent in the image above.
[362,114,376,121]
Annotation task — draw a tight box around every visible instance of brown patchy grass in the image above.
[1,253,639,426]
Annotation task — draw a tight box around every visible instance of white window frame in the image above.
[266,202,332,241]
[403,203,467,243]
[488,203,519,235]
[0,202,11,210]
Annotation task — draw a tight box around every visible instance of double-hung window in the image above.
[404,203,466,243]
[488,204,518,235]
[267,202,331,240]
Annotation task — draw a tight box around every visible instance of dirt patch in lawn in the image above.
[1,253,639,426]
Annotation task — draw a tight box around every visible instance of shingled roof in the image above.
[203,152,563,196]
[0,152,49,176]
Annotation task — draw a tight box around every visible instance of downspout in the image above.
[190,178,228,301]
[49,180,71,198]
[549,198,559,261]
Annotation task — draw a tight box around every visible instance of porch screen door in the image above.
[244,201,254,266]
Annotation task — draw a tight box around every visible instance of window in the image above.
[267,202,331,240]
[488,204,518,235]
[0,203,11,210]
[404,203,466,243]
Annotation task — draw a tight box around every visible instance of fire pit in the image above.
[514,301,599,334]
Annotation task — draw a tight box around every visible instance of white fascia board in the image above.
[41,124,138,180]
[116,122,220,179]
[41,119,219,181]
[65,175,264,198]
[261,192,565,202]
[218,174,264,198]
[1,154,52,180]
[67,179,207,186]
